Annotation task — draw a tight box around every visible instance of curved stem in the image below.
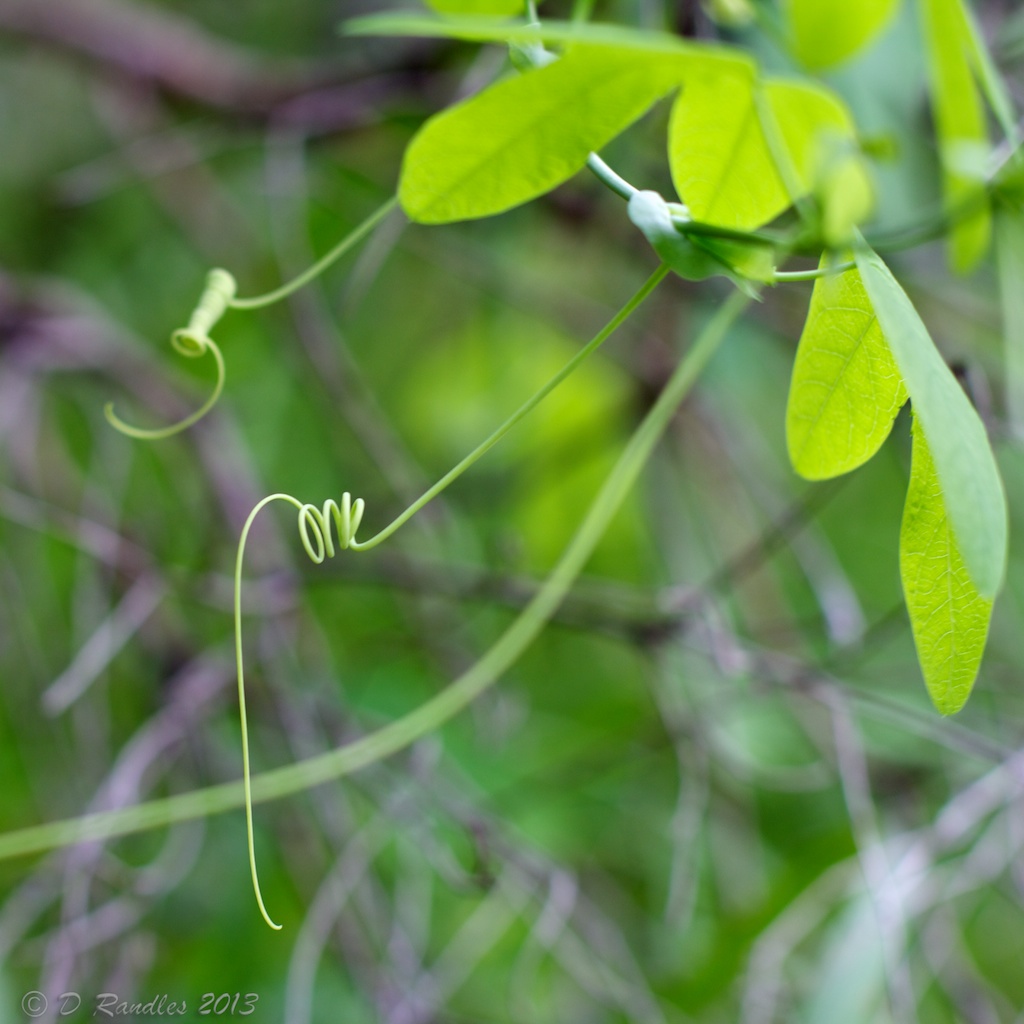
[586,154,637,200]
[104,338,225,440]
[234,493,304,931]
[0,290,749,868]
[230,197,400,311]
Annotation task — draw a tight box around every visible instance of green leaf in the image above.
[919,0,991,273]
[399,46,685,224]
[668,71,783,231]
[766,80,859,192]
[901,416,993,714]
[424,0,524,14]
[668,75,856,231]
[855,245,1007,598]
[786,263,907,479]
[786,0,898,71]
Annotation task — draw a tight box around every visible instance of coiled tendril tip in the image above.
[298,493,366,561]
[104,198,399,441]
[105,268,235,440]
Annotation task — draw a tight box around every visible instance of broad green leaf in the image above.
[855,245,1007,598]
[996,208,1024,440]
[901,416,993,714]
[919,0,991,273]
[399,46,685,224]
[668,75,856,231]
[786,263,906,479]
[425,0,523,14]
[668,71,783,231]
[786,0,898,71]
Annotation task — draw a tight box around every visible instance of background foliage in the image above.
[2,0,1024,1021]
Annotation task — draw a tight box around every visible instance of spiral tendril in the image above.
[297,495,366,562]
[105,269,236,440]
[234,491,368,931]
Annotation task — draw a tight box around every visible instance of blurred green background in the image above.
[2,1,1024,1021]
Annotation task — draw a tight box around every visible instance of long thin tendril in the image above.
[228,197,400,311]
[233,264,668,929]
[0,290,749,888]
[106,198,399,440]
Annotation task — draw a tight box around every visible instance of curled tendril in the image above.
[104,199,398,441]
[104,268,236,440]
[234,491,367,931]
[229,265,671,930]
[297,495,367,562]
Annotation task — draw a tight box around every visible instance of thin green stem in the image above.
[773,261,855,282]
[349,263,671,550]
[0,289,748,873]
[868,176,1018,254]
[586,154,637,200]
[671,218,787,246]
[230,197,400,311]
[869,133,1024,254]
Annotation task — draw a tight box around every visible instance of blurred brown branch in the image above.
[0,0,424,130]
[0,0,319,107]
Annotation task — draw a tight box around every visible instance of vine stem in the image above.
[0,287,749,884]
[586,154,637,200]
